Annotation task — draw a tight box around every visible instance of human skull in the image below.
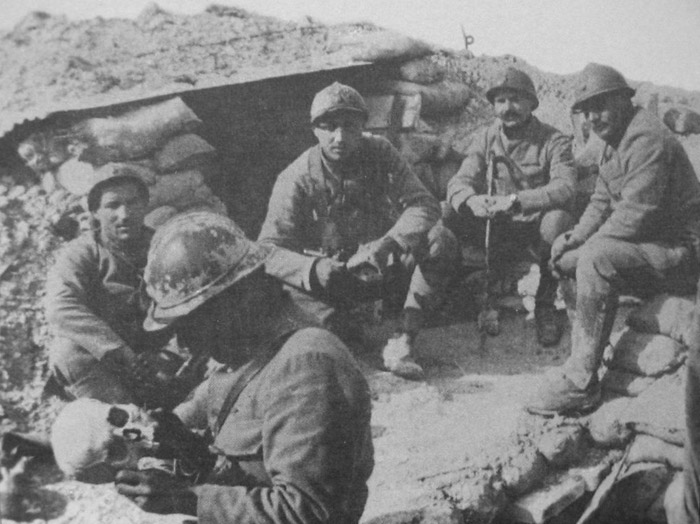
[51,399,165,483]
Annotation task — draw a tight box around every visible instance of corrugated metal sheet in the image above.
[0,61,372,141]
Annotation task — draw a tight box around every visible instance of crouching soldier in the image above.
[258,82,459,380]
[526,64,700,416]
[445,67,577,344]
[110,211,374,523]
[45,170,172,405]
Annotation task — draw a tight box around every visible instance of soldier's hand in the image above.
[550,232,580,277]
[346,236,401,275]
[313,257,347,291]
[115,469,197,515]
[465,195,491,218]
[486,195,515,217]
[102,345,139,373]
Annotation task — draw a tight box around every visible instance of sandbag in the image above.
[148,170,204,209]
[154,133,216,173]
[144,206,178,229]
[626,293,695,345]
[55,158,98,195]
[608,329,686,377]
[537,425,587,468]
[586,396,633,447]
[625,372,686,446]
[95,162,157,186]
[601,368,656,397]
[397,133,443,164]
[77,97,201,162]
[343,30,435,63]
[627,435,684,470]
[501,447,548,497]
[380,80,472,116]
[398,57,447,85]
[663,107,700,135]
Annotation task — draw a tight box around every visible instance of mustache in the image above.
[500,110,520,120]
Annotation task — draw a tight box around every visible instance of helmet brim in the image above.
[486,87,539,111]
[143,242,274,331]
[572,86,635,113]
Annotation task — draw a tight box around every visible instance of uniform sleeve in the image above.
[592,136,670,240]
[197,348,369,524]
[516,132,577,213]
[570,174,612,243]
[258,161,317,291]
[382,140,440,251]
[44,240,127,360]
[447,129,488,212]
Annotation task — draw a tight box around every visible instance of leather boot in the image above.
[526,293,617,416]
[534,265,563,346]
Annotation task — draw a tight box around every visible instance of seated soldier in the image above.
[258,81,459,380]
[107,211,375,523]
[526,64,700,416]
[445,67,577,345]
[45,170,170,405]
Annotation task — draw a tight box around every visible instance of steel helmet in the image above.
[143,210,273,331]
[87,166,149,212]
[310,82,369,124]
[486,67,539,110]
[572,63,635,112]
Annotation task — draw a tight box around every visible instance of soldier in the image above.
[526,63,700,415]
[258,81,459,380]
[113,211,374,523]
[445,66,577,344]
[45,169,167,404]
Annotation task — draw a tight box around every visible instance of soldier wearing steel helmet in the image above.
[44,168,169,404]
[258,81,459,381]
[445,66,578,345]
[113,211,373,523]
[526,63,700,416]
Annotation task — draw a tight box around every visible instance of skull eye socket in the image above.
[106,437,129,463]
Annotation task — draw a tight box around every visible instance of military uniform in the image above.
[445,115,577,335]
[259,133,457,325]
[45,228,160,403]
[556,107,700,389]
[174,306,374,524]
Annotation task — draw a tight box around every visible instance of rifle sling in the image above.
[213,330,297,435]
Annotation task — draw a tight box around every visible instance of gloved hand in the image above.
[312,257,383,303]
[486,195,516,217]
[464,195,492,218]
[346,236,401,275]
[550,231,581,277]
[115,468,198,515]
[102,345,139,377]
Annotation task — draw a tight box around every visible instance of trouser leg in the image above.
[49,337,135,404]
[401,223,460,333]
[536,209,575,308]
[560,238,697,389]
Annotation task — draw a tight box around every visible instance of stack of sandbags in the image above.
[663,106,700,135]
[581,293,695,523]
[19,97,227,232]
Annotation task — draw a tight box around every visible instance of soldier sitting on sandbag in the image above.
[444,67,577,346]
[258,82,459,381]
[526,64,700,416]
[44,169,182,406]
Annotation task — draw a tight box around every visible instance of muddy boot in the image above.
[526,293,618,416]
[382,308,425,381]
[534,265,562,347]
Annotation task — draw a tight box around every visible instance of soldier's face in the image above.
[313,112,365,162]
[93,183,147,244]
[579,92,629,144]
[493,89,534,128]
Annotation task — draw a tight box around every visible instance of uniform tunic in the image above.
[175,323,374,524]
